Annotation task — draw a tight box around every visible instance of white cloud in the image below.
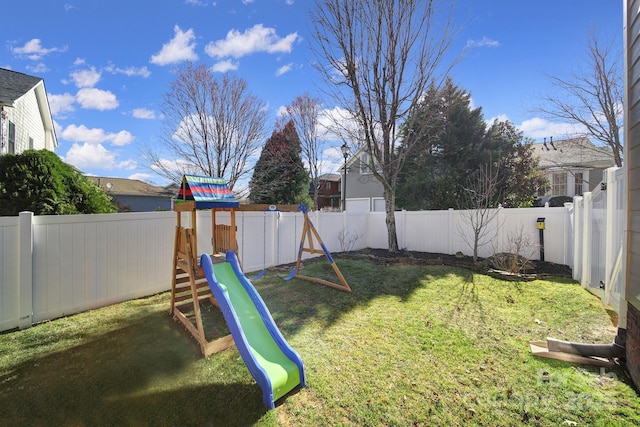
[70,67,101,88]
[517,117,586,140]
[63,143,137,171]
[76,87,119,110]
[151,157,202,176]
[205,24,299,59]
[466,36,500,49]
[26,63,49,74]
[318,106,358,141]
[150,25,198,66]
[105,64,151,78]
[118,159,138,170]
[276,105,288,117]
[63,143,117,170]
[48,93,76,117]
[210,59,238,73]
[132,108,156,119]
[60,124,134,146]
[275,63,293,77]
[12,38,68,60]
[486,114,510,125]
[128,172,155,182]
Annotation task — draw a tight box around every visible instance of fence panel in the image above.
[402,210,451,253]
[345,212,369,252]
[605,167,626,315]
[30,212,175,324]
[0,217,20,331]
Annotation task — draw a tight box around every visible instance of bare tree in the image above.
[285,93,324,209]
[148,63,267,189]
[459,162,503,263]
[539,31,623,166]
[310,0,457,252]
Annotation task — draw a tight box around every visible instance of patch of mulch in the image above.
[342,248,573,279]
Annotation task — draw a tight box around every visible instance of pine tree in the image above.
[249,120,312,206]
[397,79,547,210]
[397,79,486,210]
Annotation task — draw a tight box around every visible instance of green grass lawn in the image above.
[1,255,638,426]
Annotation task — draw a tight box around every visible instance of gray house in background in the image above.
[344,137,616,211]
[88,177,176,212]
[343,147,385,212]
[533,137,616,198]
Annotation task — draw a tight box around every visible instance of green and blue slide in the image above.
[200,251,305,409]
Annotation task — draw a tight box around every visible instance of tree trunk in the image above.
[384,187,399,252]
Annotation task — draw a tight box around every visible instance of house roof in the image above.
[0,68,42,105]
[88,176,175,198]
[0,67,58,150]
[532,137,615,169]
[319,173,341,182]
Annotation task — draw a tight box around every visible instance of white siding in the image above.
[2,85,48,155]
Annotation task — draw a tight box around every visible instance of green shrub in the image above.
[0,150,117,215]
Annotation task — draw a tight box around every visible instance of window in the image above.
[574,172,584,196]
[552,172,567,196]
[359,152,370,174]
[29,137,34,150]
[325,181,332,190]
[8,121,15,154]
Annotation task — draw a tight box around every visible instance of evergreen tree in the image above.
[249,120,312,207]
[397,80,548,210]
[397,79,486,210]
[0,150,117,216]
[483,120,548,207]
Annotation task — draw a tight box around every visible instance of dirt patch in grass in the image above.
[343,248,573,279]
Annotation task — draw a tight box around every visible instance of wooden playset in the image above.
[170,175,350,357]
[170,175,238,356]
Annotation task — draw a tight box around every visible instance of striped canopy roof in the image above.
[176,175,239,209]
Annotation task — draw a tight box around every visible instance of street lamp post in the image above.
[340,142,350,211]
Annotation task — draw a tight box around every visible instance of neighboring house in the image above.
[88,177,176,212]
[533,137,615,198]
[0,68,57,155]
[311,173,342,210]
[343,147,385,212]
[344,136,615,210]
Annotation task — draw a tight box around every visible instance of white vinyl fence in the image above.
[572,167,626,323]
[0,201,582,333]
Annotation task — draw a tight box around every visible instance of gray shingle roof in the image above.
[0,68,42,105]
[532,137,615,169]
[87,176,175,198]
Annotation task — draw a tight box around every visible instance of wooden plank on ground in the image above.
[529,340,616,368]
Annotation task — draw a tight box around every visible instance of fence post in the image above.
[604,168,616,306]
[572,196,583,281]
[581,192,592,289]
[18,211,33,329]
[448,208,454,254]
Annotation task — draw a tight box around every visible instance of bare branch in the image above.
[146,63,267,189]
[310,0,459,251]
[538,31,623,166]
[284,93,325,208]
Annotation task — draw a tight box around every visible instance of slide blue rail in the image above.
[200,251,305,409]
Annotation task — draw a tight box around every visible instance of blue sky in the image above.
[2,0,623,186]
